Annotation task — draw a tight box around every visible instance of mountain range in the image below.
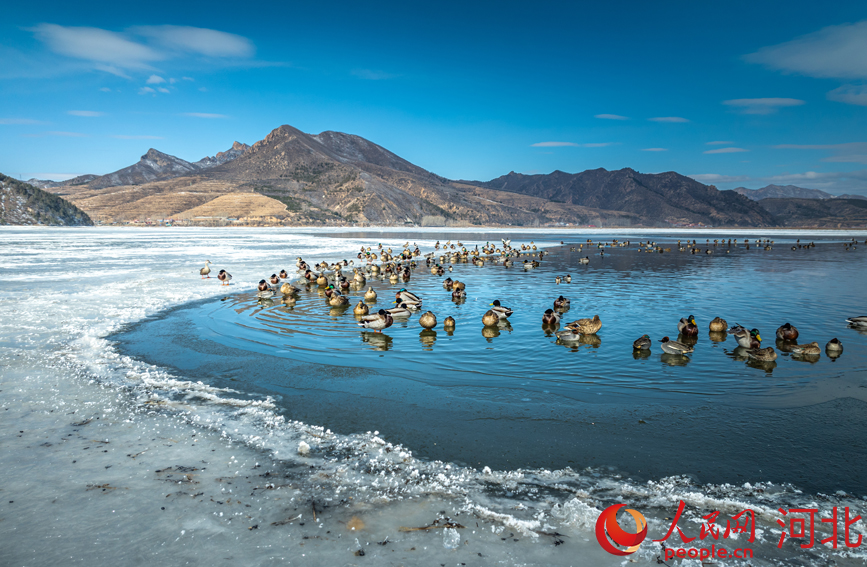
[733,184,867,201]
[20,125,867,228]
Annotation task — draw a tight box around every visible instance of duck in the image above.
[279,269,289,279]
[419,311,437,329]
[443,316,456,330]
[357,309,394,333]
[578,257,590,265]
[200,260,212,279]
[846,316,867,327]
[316,274,328,286]
[328,293,350,307]
[489,300,513,319]
[776,323,799,341]
[659,336,694,355]
[280,282,299,295]
[386,304,413,318]
[542,309,560,325]
[633,335,652,351]
[399,300,421,311]
[269,274,281,285]
[565,274,572,283]
[353,300,370,316]
[257,279,272,292]
[826,338,843,353]
[218,269,232,286]
[553,296,570,310]
[482,310,500,326]
[451,288,467,300]
[257,289,275,299]
[388,273,400,284]
[453,281,466,291]
[364,287,377,301]
[442,277,454,290]
[791,341,821,355]
[677,315,698,336]
[708,317,728,332]
[396,289,421,304]
[555,329,582,343]
[565,314,602,335]
[746,346,777,362]
[733,328,762,349]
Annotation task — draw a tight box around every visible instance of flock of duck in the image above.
[198,236,866,363]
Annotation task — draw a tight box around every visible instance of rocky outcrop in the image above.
[0,173,93,225]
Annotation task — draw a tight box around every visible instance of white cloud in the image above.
[351,69,397,80]
[146,74,166,84]
[641,148,668,152]
[745,20,867,79]
[22,131,87,138]
[0,118,45,125]
[99,87,112,92]
[182,76,194,81]
[132,25,255,58]
[180,112,228,119]
[198,87,208,92]
[111,135,164,139]
[139,86,155,95]
[723,98,805,114]
[688,173,751,184]
[827,84,867,107]
[30,23,162,70]
[68,110,103,117]
[704,147,749,154]
[531,142,613,148]
[762,169,867,193]
[773,142,867,164]
[157,87,170,94]
[649,116,689,123]
[594,114,629,120]
[706,141,734,145]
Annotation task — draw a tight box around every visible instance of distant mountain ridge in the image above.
[733,184,867,201]
[0,172,93,226]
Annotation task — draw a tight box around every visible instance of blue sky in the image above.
[1,1,866,194]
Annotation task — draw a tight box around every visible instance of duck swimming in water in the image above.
[776,323,799,341]
[659,336,694,355]
[489,300,513,319]
[846,316,867,327]
[482,310,500,326]
[826,338,843,353]
[746,346,777,362]
[555,329,582,343]
[542,309,560,325]
[677,315,698,336]
[633,335,652,350]
[791,341,821,355]
[353,300,369,315]
[553,296,570,310]
[708,317,727,332]
[386,303,413,318]
[357,309,393,333]
[733,328,761,349]
[364,287,377,301]
[565,314,602,335]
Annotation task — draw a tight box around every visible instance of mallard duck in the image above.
[280,282,299,295]
[399,300,421,311]
[776,323,799,341]
[708,317,727,332]
[846,316,867,327]
[329,293,349,307]
[257,279,272,292]
[746,346,777,362]
[269,274,281,285]
[388,273,400,283]
[633,335,652,350]
[677,315,698,336]
[482,310,500,326]
[419,311,437,329]
[733,328,761,349]
[565,274,572,283]
[396,289,421,304]
[364,287,377,301]
[522,261,535,269]
[542,309,560,325]
[566,314,602,335]
[218,269,232,286]
[453,281,466,291]
[386,304,412,318]
[791,341,821,355]
[553,296,570,310]
[442,277,454,290]
[316,274,328,286]
[357,309,393,333]
[443,316,456,329]
[555,329,582,343]
[826,338,843,353]
[200,260,212,278]
[659,336,694,355]
[279,269,288,279]
[353,300,369,315]
[451,288,466,300]
[489,300,513,319]
[578,257,590,265]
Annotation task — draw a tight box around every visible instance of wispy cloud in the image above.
[157,87,170,94]
[641,148,668,152]
[689,173,750,184]
[773,142,867,164]
[594,114,629,120]
[139,86,155,95]
[68,110,103,117]
[762,169,867,194]
[706,141,734,145]
[744,20,867,80]
[351,68,397,80]
[530,142,613,148]
[723,98,805,114]
[180,112,228,119]
[132,25,255,58]
[30,24,162,74]
[23,131,87,138]
[111,135,164,139]
[704,147,749,154]
[648,116,689,123]
[827,84,867,107]
[0,118,46,125]
[146,74,166,84]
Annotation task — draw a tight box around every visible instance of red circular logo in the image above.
[595,504,648,555]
